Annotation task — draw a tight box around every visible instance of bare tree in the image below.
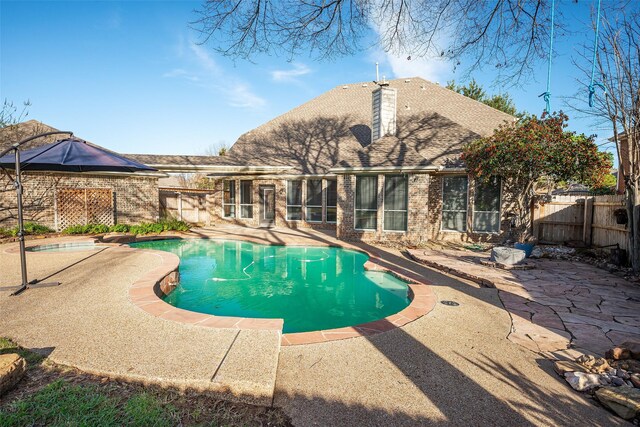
[0,99,31,129]
[573,5,640,270]
[202,140,229,156]
[193,0,562,84]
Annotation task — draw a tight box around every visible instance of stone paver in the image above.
[408,248,640,356]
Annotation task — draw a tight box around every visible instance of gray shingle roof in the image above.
[123,153,235,167]
[0,120,75,152]
[228,77,514,173]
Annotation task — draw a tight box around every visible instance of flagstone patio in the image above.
[408,248,640,357]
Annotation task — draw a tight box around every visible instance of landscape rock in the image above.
[607,342,640,361]
[529,247,544,259]
[619,341,640,360]
[577,354,596,368]
[606,346,634,360]
[595,386,640,420]
[0,353,26,396]
[612,359,640,374]
[564,371,602,392]
[490,246,526,265]
[592,358,611,373]
[631,375,640,388]
[612,377,626,387]
[618,369,631,380]
[553,360,587,376]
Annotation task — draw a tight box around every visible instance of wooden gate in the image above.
[55,188,114,230]
[159,189,211,225]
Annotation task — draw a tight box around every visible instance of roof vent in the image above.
[420,84,426,91]
[342,85,349,89]
[405,79,411,83]
[362,83,368,87]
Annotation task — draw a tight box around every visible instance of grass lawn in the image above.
[0,338,291,427]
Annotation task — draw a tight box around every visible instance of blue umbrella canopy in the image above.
[0,138,157,172]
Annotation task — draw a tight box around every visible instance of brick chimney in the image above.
[371,84,397,142]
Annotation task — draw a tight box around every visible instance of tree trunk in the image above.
[627,181,640,272]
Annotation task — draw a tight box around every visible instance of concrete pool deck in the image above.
[0,226,628,425]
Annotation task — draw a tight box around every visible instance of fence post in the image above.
[583,196,594,246]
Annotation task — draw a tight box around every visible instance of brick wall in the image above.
[210,177,336,230]
[1,172,159,230]
[337,173,431,243]
[427,174,510,243]
[337,172,511,244]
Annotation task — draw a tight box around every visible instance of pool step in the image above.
[209,329,281,406]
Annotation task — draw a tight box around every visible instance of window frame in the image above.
[325,178,337,224]
[383,175,408,232]
[354,175,378,231]
[286,180,303,221]
[222,180,236,219]
[440,175,469,232]
[239,180,253,219]
[472,176,502,234]
[306,179,323,223]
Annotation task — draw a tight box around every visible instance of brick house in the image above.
[205,77,516,243]
[0,120,163,230]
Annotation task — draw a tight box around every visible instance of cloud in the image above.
[380,53,451,83]
[164,39,266,110]
[368,9,452,84]
[271,63,312,82]
[227,83,267,108]
[162,68,200,82]
[189,43,221,74]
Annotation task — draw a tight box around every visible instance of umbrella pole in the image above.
[9,149,61,296]
[11,149,29,295]
[3,131,73,296]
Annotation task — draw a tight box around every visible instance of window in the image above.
[355,176,378,230]
[442,176,468,231]
[326,179,337,223]
[286,180,303,220]
[384,175,408,231]
[306,179,323,222]
[240,180,253,218]
[223,180,235,218]
[473,176,501,233]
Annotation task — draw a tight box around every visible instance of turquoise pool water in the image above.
[129,239,410,333]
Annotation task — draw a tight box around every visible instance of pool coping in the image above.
[119,236,438,345]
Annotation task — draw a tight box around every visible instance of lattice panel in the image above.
[87,189,114,225]
[56,188,114,230]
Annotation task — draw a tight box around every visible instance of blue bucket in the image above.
[514,242,535,258]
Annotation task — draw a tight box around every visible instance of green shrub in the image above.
[62,220,190,236]
[109,224,130,233]
[62,219,191,234]
[62,224,89,235]
[0,222,54,237]
[63,223,109,235]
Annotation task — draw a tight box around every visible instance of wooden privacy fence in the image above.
[159,188,213,225]
[532,194,629,252]
[55,188,114,231]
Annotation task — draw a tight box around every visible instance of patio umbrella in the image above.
[0,134,157,295]
[0,137,157,172]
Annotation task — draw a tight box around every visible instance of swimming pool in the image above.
[129,239,411,333]
[26,242,99,252]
